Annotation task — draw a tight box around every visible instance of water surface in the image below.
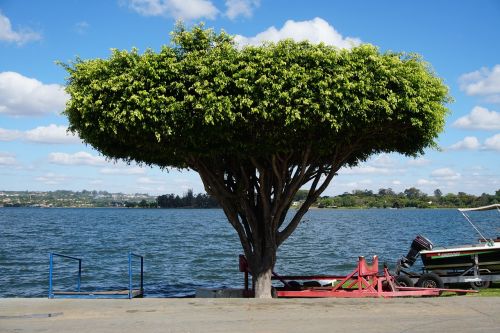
[1,208,498,297]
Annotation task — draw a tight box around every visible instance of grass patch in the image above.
[464,282,500,297]
[471,282,500,297]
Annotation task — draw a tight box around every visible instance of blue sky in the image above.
[0,0,499,196]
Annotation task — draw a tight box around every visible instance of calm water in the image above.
[1,208,499,297]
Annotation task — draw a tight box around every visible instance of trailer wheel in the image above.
[416,272,444,289]
[303,281,322,287]
[286,280,302,290]
[395,275,414,287]
[469,280,491,290]
[271,287,278,298]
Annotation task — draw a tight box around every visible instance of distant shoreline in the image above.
[1,188,498,209]
[0,206,470,210]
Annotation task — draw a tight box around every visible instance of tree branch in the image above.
[193,158,253,255]
[277,164,339,246]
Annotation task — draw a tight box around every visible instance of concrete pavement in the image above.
[1,297,499,333]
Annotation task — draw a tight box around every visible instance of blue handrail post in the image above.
[128,252,133,299]
[140,255,144,293]
[49,253,53,299]
[77,258,82,292]
[127,252,144,298]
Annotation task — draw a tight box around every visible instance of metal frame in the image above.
[128,252,144,299]
[239,255,474,298]
[49,252,143,299]
[49,253,82,299]
[397,253,500,285]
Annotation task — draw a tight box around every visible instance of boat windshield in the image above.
[457,204,500,245]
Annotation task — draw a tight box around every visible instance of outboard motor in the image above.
[399,235,433,268]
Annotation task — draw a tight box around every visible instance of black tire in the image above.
[286,280,302,290]
[416,272,444,289]
[271,287,278,298]
[469,280,491,290]
[302,281,322,287]
[395,275,414,287]
[381,280,392,292]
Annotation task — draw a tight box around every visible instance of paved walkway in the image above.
[1,297,499,333]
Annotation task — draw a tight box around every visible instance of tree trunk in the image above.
[191,152,341,298]
[245,241,277,298]
[253,267,273,298]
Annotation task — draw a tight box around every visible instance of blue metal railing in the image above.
[49,253,82,299]
[128,252,144,299]
[49,252,144,299]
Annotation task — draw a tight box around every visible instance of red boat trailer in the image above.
[239,255,476,298]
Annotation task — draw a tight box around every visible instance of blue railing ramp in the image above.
[48,252,144,299]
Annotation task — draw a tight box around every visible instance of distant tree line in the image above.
[308,188,500,209]
[156,189,219,208]
[3,188,497,209]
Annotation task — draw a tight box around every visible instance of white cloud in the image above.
[234,17,361,48]
[450,136,481,150]
[74,21,89,35]
[341,165,391,175]
[100,167,146,175]
[452,106,500,130]
[225,0,259,20]
[0,72,69,117]
[0,152,17,166]
[449,134,500,151]
[25,124,80,144]
[0,125,80,144]
[431,168,461,181]
[371,154,394,167]
[0,11,42,45]
[407,158,431,166]
[133,174,204,194]
[126,0,219,20]
[417,179,438,186]
[459,65,500,103]
[137,176,165,185]
[344,179,373,188]
[484,133,500,151]
[0,128,22,141]
[340,155,406,176]
[392,180,401,185]
[48,151,107,166]
[35,172,68,185]
[469,165,485,172]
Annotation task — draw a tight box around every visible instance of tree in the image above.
[404,187,424,199]
[61,23,450,297]
[293,189,309,201]
[378,188,395,196]
[184,189,194,207]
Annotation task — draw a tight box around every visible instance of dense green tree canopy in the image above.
[63,25,449,169]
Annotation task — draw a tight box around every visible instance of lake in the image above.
[1,208,499,297]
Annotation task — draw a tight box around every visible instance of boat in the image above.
[420,239,500,271]
[420,204,500,271]
[397,204,500,288]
